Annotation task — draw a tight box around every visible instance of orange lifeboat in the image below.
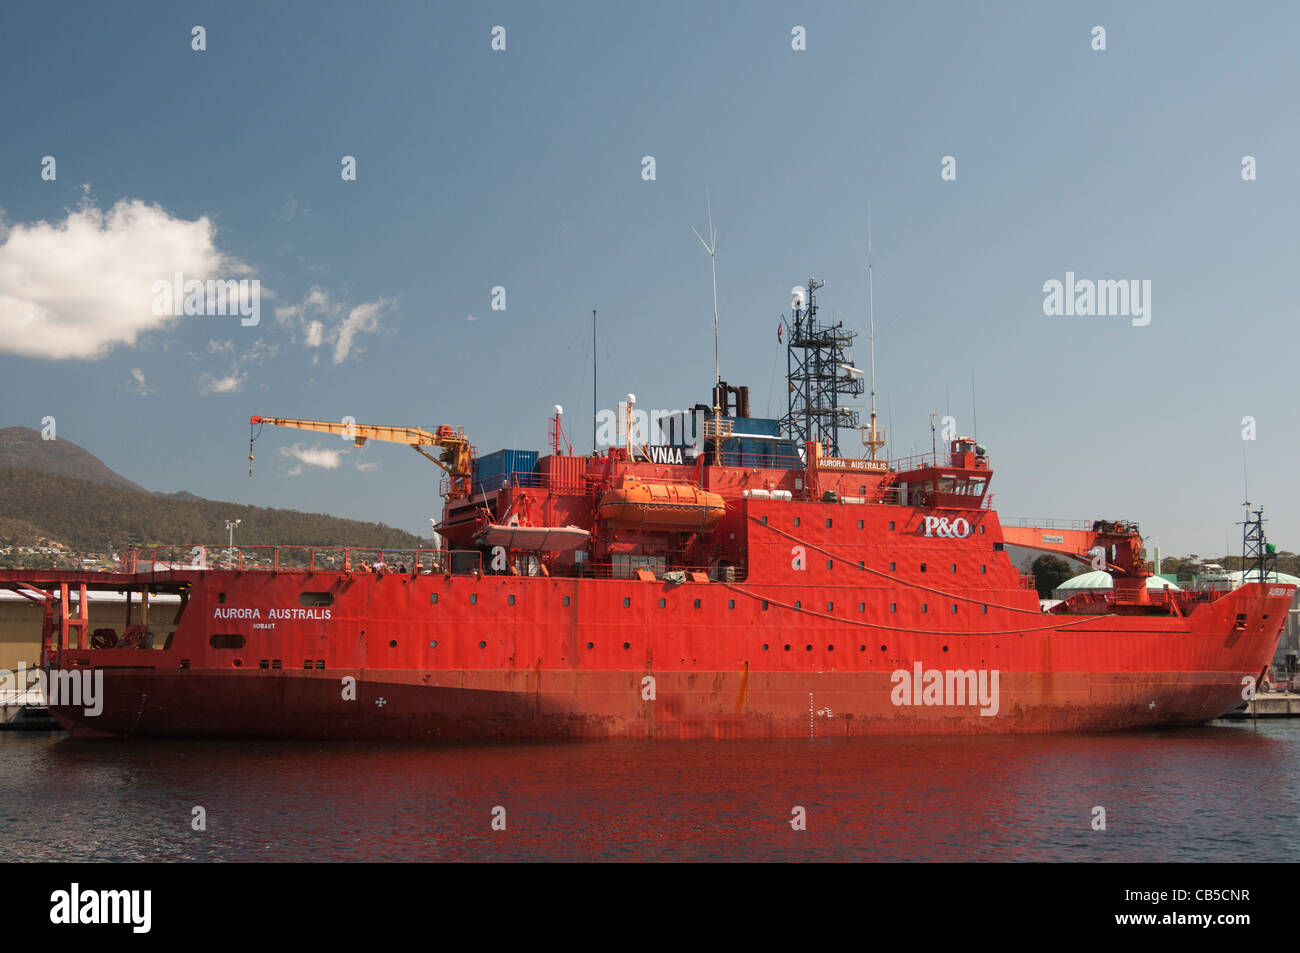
[597,476,725,532]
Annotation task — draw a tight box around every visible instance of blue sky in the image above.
[1,1,1296,556]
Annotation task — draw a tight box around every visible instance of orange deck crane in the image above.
[248,416,474,497]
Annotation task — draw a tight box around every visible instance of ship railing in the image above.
[121,546,484,576]
[1006,517,1096,531]
[559,563,742,582]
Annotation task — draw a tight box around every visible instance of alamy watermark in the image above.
[1042,272,1150,327]
[152,272,260,326]
[0,663,103,716]
[890,663,999,716]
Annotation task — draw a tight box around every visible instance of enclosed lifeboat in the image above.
[597,476,725,532]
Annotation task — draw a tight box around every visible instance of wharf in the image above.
[1218,692,1300,720]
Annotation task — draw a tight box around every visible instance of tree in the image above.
[1031,554,1076,598]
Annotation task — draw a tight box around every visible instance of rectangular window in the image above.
[430,593,438,605]
[794,517,801,527]
[762,600,769,611]
[951,564,957,573]
[951,604,958,614]
[659,597,666,608]
[795,600,802,610]
[826,559,833,570]
[693,598,701,609]
[826,518,833,528]
[921,603,928,613]
[858,560,864,569]
[889,561,896,572]
[563,595,571,607]
[857,519,864,530]
[728,599,735,609]
[623,597,631,607]
[982,605,988,614]
[827,601,834,612]
[858,602,865,613]
[890,602,897,613]
[470,594,478,605]
[761,515,768,525]
[508,594,516,606]
[889,521,895,530]
[980,565,986,574]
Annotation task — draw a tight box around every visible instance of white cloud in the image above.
[333,299,388,364]
[0,197,255,360]
[127,367,151,396]
[200,372,246,395]
[276,285,392,363]
[280,443,345,477]
[354,460,380,472]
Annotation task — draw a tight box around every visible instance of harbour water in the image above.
[1,720,1296,862]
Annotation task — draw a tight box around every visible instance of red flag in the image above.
[777,324,783,343]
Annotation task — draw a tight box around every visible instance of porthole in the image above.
[586,641,594,649]
[429,640,438,648]
[880,644,887,652]
[762,643,770,651]
[859,645,866,652]
[783,644,791,651]
[389,639,397,647]
[805,644,812,652]
[478,640,487,649]
[942,645,949,652]
[828,644,835,652]
[623,642,630,650]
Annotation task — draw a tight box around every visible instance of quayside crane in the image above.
[248,415,474,496]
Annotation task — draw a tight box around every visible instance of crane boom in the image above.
[249,415,474,486]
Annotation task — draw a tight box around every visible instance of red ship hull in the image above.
[6,440,1289,740]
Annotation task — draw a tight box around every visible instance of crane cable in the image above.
[248,420,264,477]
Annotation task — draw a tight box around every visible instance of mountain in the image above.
[0,427,151,494]
[0,466,425,553]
